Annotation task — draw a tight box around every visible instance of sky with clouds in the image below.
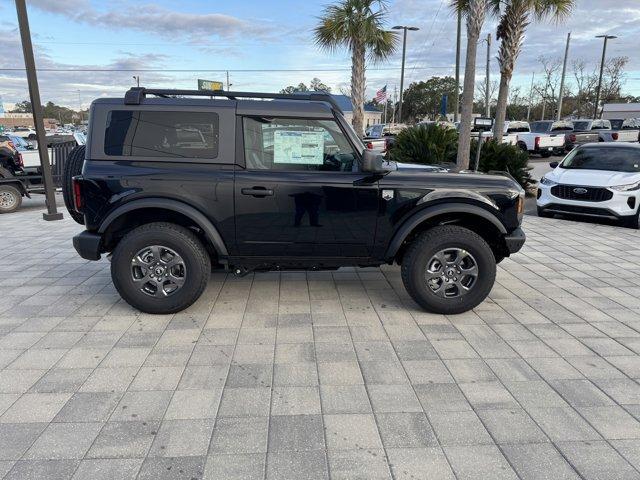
[0,0,638,109]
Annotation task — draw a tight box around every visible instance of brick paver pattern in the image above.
[2,207,640,479]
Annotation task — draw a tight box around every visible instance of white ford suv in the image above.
[537,143,640,228]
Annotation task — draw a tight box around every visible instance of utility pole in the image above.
[594,34,616,119]
[454,10,461,123]
[526,72,535,122]
[392,25,419,124]
[485,33,491,118]
[556,32,571,121]
[226,71,231,90]
[15,0,62,221]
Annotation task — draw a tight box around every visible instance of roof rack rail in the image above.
[123,87,343,113]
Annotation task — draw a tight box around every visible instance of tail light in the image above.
[72,177,83,212]
[568,134,576,143]
[534,136,540,150]
[366,142,374,149]
[612,132,619,140]
[516,195,524,215]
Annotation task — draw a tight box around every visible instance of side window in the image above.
[104,110,219,159]
[243,117,357,172]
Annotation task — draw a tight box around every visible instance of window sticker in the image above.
[273,130,324,165]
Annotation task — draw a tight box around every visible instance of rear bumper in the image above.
[73,231,102,261]
[504,227,526,254]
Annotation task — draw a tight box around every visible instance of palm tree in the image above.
[451,0,491,169]
[314,0,397,137]
[492,0,573,143]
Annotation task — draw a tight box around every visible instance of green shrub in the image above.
[470,140,533,190]
[389,124,457,165]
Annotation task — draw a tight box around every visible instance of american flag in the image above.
[375,85,387,103]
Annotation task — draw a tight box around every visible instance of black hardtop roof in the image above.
[95,87,343,115]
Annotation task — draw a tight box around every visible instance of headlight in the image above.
[540,176,557,186]
[610,181,640,192]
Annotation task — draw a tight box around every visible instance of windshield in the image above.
[530,122,551,133]
[365,124,384,138]
[561,147,640,172]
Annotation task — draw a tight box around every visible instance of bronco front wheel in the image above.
[111,222,210,314]
[401,225,496,315]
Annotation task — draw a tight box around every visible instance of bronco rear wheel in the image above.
[111,222,211,314]
[401,225,496,315]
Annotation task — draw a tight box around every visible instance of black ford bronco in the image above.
[69,87,525,315]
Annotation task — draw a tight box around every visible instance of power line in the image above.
[0,66,454,73]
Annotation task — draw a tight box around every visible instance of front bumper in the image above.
[504,227,526,254]
[73,231,102,261]
[537,183,639,219]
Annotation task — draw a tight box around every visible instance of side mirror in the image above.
[549,161,559,168]
[362,149,389,173]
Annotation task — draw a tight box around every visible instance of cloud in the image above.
[0,29,172,107]
[28,0,271,41]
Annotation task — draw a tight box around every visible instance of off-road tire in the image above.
[537,206,553,218]
[111,222,211,314]
[62,145,86,224]
[401,225,496,315]
[0,185,22,213]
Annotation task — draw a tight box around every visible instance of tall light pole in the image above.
[556,32,571,120]
[484,33,491,118]
[392,25,419,124]
[454,10,461,122]
[132,75,140,87]
[594,34,616,119]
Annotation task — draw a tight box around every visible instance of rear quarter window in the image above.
[104,110,219,159]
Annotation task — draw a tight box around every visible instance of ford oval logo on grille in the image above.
[573,188,588,194]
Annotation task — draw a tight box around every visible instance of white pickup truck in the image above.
[518,121,566,157]
[609,119,640,143]
[572,119,639,143]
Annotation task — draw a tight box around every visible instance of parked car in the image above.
[364,123,407,154]
[502,121,531,146]
[529,120,598,152]
[69,87,526,315]
[0,135,23,176]
[537,143,640,227]
[570,119,635,143]
[518,121,566,157]
[7,126,37,140]
[609,118,640,143]
[6,135,34,150]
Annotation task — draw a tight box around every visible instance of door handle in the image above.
[241,187,274,197]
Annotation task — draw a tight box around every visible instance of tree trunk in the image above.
[456,0,487,170]
[493,73,511,143]
[351,41,366,137]
[493,5,528,143]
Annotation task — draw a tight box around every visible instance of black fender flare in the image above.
[98,198,229,256]
[384,202,507,261]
